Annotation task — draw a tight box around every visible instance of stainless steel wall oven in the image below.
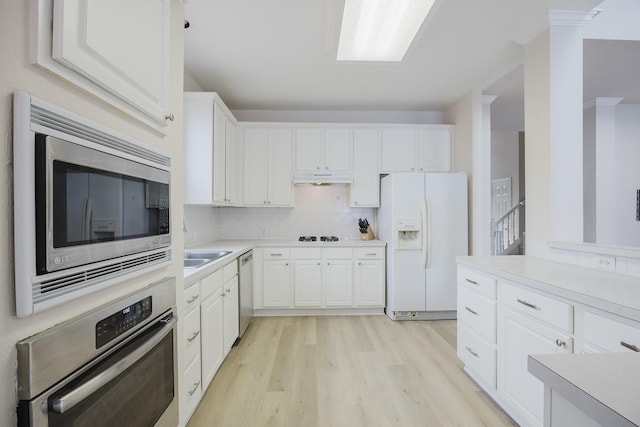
[13,92,172,317]
[17,277,178,427]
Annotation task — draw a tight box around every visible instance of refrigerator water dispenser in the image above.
[396,219,421,250]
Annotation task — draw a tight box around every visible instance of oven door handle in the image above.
[50,314,176,414]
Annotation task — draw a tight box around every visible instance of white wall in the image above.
[184,205,222,247]
[0,3,185,426]
[444,92,476,253]
[614,104,640,246]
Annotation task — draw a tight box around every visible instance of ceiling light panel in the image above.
[337,0,435,62]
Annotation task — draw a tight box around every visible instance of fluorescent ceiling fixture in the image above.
[337,0,435,62]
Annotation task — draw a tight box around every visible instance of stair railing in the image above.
[491,201,525,255]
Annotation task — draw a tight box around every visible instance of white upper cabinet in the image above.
[34,0,171,129]
[184,93,238,205]
[295,128,352,172]
[243,128,294,207]
[381,129,416,172]
[381,126,453,172]
[350,129,380,207]
[418,128,452,172]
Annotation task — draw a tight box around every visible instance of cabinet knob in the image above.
[316,166,320,170]
[358,262,362,265]
[226,288,231,293]
[555,339,566,347]
[165,113,175,122]
[317,262,321,265]
[325,166,329,170]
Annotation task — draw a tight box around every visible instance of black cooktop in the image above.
[298,236,340,242]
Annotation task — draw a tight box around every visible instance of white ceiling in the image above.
[184,0,621,116]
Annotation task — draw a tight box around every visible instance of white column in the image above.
[479,95,496,255]
[524,10,597,256]
[594,97,623,244]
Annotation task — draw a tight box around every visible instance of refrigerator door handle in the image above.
[422,198,431,268]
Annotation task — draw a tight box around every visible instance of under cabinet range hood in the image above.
[293,171,353,185]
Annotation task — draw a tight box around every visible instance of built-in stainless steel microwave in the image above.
[13,92,172,317]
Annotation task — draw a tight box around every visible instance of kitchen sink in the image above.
[183,258,210,268]
[183,250,232,269]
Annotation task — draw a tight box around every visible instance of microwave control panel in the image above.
[95,296,153,348]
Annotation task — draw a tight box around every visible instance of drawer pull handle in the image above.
[599,259,611,265]
[188,380,201,396]
[555,339,566,347]
[271,253,283,256]
[365,253,377,256]
[464,306,478,316]
[187,330,200,342]
[465,346,479,357]
[517,299,539,310]
[186,295,199,304]
[465,278,478,285]
[621,341,640,352]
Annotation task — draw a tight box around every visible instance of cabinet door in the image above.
[354,260,385,306]
[418,128,451,172]
[324,129,352,171]
[294,260,323,307]
[351,129,380,207]
[212,105,227,203]
[263,260,292,307]
[325,260,353,307]
[223,277,239,354]
[224,117,236,203]
[267,129,293,206]
[295,129,323,171]
[201,292,224,390]
[243,129,269,205]
[498,307,572,427]
[380,129,416,172]
[51,0,170,125]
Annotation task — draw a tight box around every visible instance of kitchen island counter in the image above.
[529,352,640,427]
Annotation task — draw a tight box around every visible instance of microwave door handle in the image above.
[50,315,176,414]
[82,198,92,241]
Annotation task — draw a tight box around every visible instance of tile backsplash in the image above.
[184,186,375,245]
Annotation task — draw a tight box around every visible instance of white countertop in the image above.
[457,255,640,322]
[528,353,640,427]
[184,239,387,286]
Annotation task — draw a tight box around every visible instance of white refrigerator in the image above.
[377,173,468,320]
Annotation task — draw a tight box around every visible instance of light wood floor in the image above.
[187,316,516,427]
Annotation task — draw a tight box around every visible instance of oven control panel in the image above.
[95,296,153,348]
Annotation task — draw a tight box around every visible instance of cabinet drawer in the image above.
[501,283,573,333]
[184,283,201,313]
[200,269,222,301]
[183,306,201,368]
[223,260,238,282]
[458,324,497,389]
[458,285,497,343]
[183,355,202,417]
[355,247,384,259]
[324,248,352,259]
[263,248,290,259]
[584,311,640,353]
[292,248,322,259]
[458,267,496,299]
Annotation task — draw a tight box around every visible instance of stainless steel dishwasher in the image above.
[238,250,254,338]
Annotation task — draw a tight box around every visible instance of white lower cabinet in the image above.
[498,306,572,427]
[457,267,497,389]
[580,309,640,353]
[324,249,353,307]
[353,248,385,307]
[258,245,385,311]
[183,259,239,424]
